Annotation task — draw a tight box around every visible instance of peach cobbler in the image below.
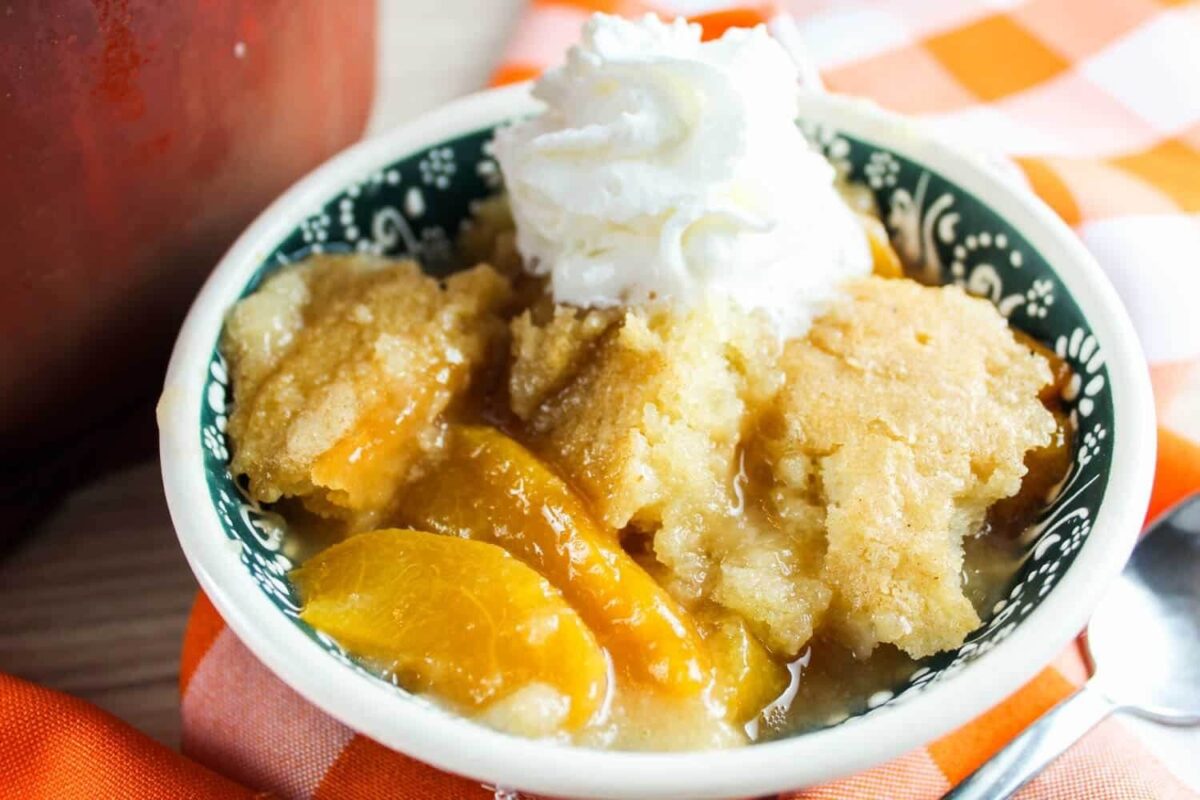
[220,15,1073,749]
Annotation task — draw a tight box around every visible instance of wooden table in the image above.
[2,0,1197,791]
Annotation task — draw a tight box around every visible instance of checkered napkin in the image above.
[3,2,1198,799]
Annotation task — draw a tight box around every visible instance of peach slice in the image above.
[292,528,609,729]
[399,425,713,697]
[861,213,904,279]
[700,611,791,723]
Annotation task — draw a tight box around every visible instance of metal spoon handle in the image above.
[944,683,1114,800]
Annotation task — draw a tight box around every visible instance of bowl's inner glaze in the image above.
[197,122,1114,734]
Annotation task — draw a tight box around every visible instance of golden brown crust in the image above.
[224,255,511,521]
[767,277,1055,657]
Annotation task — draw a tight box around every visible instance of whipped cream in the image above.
[493,13,872,337]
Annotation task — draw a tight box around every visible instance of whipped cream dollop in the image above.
[493,13,871,337]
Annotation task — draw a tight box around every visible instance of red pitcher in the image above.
[1,0,376,457]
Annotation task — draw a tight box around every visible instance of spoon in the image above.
[947,493,1200,799]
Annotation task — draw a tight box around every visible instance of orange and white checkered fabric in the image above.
[3,2,1199,799]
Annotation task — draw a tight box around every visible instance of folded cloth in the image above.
[3,2,1200,799]
[0,673,259,800]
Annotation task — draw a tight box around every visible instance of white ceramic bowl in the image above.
[159,83,1156,799]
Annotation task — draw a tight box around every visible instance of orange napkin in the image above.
[4,2,1200,798]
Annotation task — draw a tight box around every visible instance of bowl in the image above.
[158,83,1156,799]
